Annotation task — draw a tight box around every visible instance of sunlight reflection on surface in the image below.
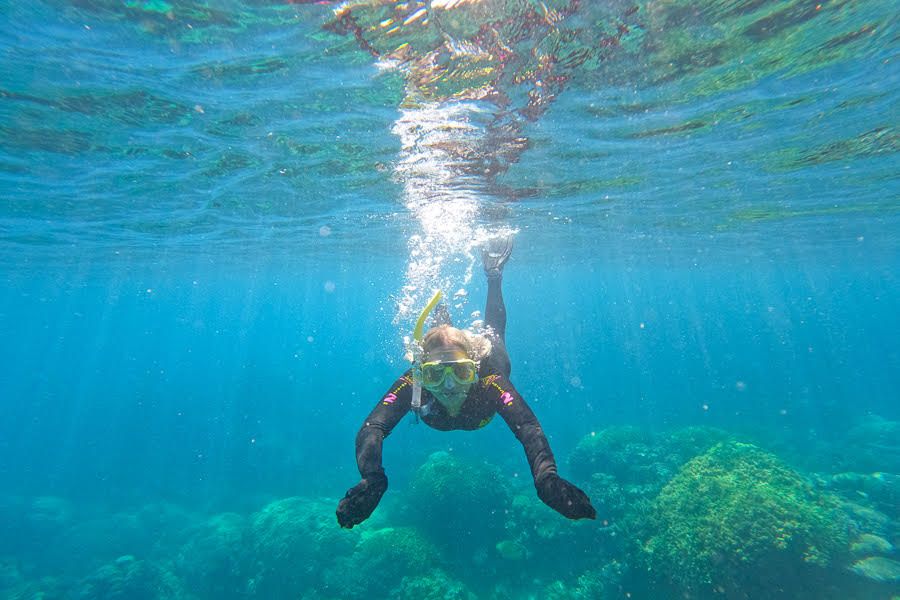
[391,103,503,326]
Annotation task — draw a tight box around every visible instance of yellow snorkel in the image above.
[414,290,443,343]
[411,290,443,417]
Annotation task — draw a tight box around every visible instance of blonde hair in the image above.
[421,324,492,362]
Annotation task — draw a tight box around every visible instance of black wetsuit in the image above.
[356,368,558,485]
[353,273,558,486]
[338,271,595,527]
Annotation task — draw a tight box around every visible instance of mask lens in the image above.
[421,363,447,387]
[452,361,477,384]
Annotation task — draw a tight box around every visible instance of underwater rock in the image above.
[174,512,247,598]
[402,451,511,556]
[569,425,733,488]
[841,415,900,473]
[568,426,660,483]
[1,495,77,561]
[542,560,625,600]
[841,501,894,538]
[829,471,900,517]
[1,496,160,578]
[0,557,23,591]
[495,539,528,560]
[390,568,477,600]
[583,469,661,528]
[0,540,64,600]
[73,554,188,600]
[571,560,626,599]
[850,533,894,557]
[500,492,601,578]
[246,496,358,598]
[29,496,74,532]
[0,495,27,554]
[642,441,850,598]
[849,556,900,583]
[569,425,735,528]
[52,500,198,575]
[132,501,195,551]
[661,426,734,464]
[2,576,65,600]
[49,510,157,576]
[326,526,442,599]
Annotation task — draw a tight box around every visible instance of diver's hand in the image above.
[336,472,388,529]
[536,473,596,520]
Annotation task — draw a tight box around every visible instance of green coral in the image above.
[662,426,733,464]
[570,426,732,484]
[829,471,900,518]
[542,561,625,600]
[2,576,64,600]
[568,426,658,482]
[841,415,900,474]
[402,451,511,557]
[849,556,900,583]
[571,426,734,526]
[246,497,358,598]
[174,512,247,598]
[390,568,476,599]
[849,534,894,557]
[73,555,188,600]
[326,526,442,599]
[499,492,602,583]
[643,441,850,598]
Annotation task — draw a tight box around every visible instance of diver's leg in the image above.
[484,272,507,342]
[482,235,513,378]
[484,272,511,378]
[482,234,513,340]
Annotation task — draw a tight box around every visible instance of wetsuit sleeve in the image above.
[484,375,558,484]
[355,371,414,478]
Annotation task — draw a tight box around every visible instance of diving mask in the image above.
[419,359,478,389]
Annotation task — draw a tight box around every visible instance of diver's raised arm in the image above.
[488,375,596,520]
[336,373,413,528]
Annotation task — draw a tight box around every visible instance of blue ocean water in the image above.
[1,1,898,598]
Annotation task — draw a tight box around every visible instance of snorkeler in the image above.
[336,237,596,528]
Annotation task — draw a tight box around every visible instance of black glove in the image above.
[336,472,388,529]
[536,473,596,520]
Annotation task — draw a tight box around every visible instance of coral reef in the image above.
[73,555,189,600]
[499,492,603,580]
[849,533,894,557]
[401,451,512,558]
[42,503,194,580]
[326,526,443,599]
[28,496,74,534]
[839,415,900,474]
[174,512,247,598]
[245,497,357,598]
[849,556,900,583]
[663,426,734,464]
[841,501,895,539]
[569,425,734,485]
[642,441,850,598]
[1,495,79,572]
[827,471,900,518]
[570,425,733,525]
[543,560,626,599]
[568,426,660,483]
[2,425,896,599]
[389,568,477,599]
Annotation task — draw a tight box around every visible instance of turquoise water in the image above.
[1,0,898,598]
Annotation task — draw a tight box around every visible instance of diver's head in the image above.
[419,325,479,412]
